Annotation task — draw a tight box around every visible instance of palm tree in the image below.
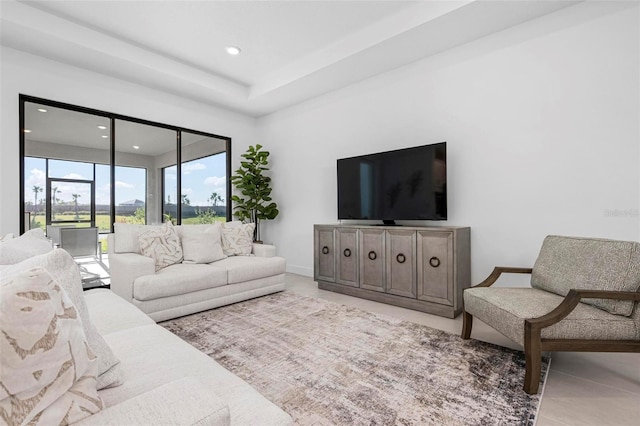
[208,192,223,207]
[32,185,42,213]
[72,193,81,219]
[51,186,61,206]
[181,194,190,205]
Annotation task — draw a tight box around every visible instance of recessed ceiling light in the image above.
[37,108,47,113]
[132,145,140,150]
[24,129,32,133]
[101,135,108,139]
[226,46,241,56]
[97,125,107,130]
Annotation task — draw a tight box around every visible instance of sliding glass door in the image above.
[20,95,232,234]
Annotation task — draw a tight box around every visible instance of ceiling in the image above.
[2,0,580,117]
[24,101,223,156]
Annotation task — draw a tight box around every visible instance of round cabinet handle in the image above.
[368,251,377,260]
[321,246,329,255]
[343,248,352,258]
[429,256,441,268]
[396,253,406,264]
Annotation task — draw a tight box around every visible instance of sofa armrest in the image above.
[109,252,155,301]
[252,243,276,258]
[76,377,230,426]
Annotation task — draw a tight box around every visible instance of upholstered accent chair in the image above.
[462,235,640,394]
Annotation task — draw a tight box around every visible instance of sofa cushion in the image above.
[138,222,184,271]
[133,263,228,301]
[464,287,639,346]
[98,324,293,425]
[2,249,123,390]
[212,256,286,284]
[221,222,255,256]
[85,289,155,335]
[531,235,640,316]
[179,223,226,264]
[0,228,52,265]
[1,267,103,425]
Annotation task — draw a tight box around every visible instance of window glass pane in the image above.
[95,164,111,232]
[24,156,47,231]
[48,159,94,180]
[50,180,92,223]
[163,165,177,224]
[181,132,227,224]
[115,119,175,225]
[115,166,147,224]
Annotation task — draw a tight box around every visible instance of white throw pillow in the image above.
[0,228,52,265]
[113,223,150,254]
[0,267,103,425]
[181,223,226,264]
[138,222,184,271]
[1,249,123,390]
[221,222,255,256]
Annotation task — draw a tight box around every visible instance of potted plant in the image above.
[230,144,279,242]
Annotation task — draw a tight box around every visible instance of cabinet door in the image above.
[417,230,453,306]
[336,228,358,287]
[385,230,416,298]
[359,228,385,292]
[314,227,335,282]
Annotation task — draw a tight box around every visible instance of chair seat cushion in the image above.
[134,264,227,301]
[464,287,639,346]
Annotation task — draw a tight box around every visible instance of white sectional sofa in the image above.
[0,233,292,425]
[107,222,286,322]
[79,288,293,425]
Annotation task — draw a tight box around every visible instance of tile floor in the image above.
[284,273,640,426]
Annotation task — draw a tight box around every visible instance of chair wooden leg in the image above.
[461,310,473,339]
[524,321,541,394]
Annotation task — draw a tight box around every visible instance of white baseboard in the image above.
[286,264,313,277]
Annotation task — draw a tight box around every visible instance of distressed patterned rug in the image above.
[161,292,548,426]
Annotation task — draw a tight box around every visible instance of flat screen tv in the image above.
[337,142,446,223]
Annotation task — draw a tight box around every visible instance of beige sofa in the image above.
[79,288,293,425]
[107,223,286,322]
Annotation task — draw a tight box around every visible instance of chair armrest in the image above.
[253,243,276,258]
[76,377,230,425]
[473,266,533,288]
[526,289,640,331]
[109,252,155,301]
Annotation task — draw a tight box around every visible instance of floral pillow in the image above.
[138,222,184,271]
[0,267,103,425]
[221,222,255,256]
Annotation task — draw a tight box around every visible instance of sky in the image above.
[24,153,227,208]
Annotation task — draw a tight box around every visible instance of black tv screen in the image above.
[337,142,447,222]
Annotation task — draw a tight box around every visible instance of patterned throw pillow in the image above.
[0,267,103,425]
[221,222,255,256]
[1,249,123,390]
[138,222,184,271]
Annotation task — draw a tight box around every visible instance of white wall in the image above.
[257,2,640,283]
[0,47,258,234]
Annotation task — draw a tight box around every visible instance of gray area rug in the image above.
[161,292,548,425]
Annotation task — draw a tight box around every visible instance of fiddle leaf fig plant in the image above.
[230,144,279,242]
